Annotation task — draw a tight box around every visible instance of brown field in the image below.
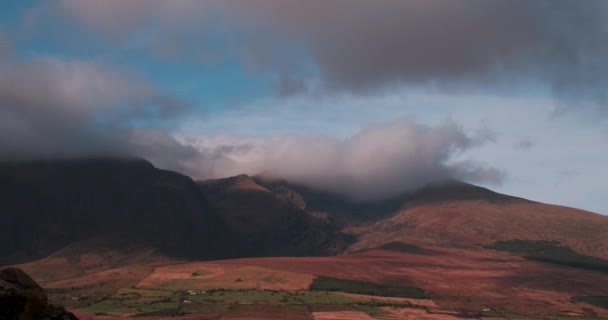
[210,247,608,317]
[17,244,608,319]
[137,262,313,291]
[221,305,311,320]
[380,307,501,320]
[312,310,376,320]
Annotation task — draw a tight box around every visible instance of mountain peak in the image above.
[200,174,272,193]
[405,180,529,206]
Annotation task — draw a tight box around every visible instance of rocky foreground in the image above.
[0,267,77,320]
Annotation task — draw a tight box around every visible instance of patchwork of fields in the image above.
[18,245,608,320]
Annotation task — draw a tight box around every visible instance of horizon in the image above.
[1,1,607,214]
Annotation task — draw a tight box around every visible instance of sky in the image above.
[0,0,607,213]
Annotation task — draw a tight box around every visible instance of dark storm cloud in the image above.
[223,0,532,89]
[0,55,190,160]
[0,30,13,59]
[48,0,608,109]
[222,0,608,107]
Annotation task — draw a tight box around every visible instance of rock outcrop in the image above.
[0,267,77,320]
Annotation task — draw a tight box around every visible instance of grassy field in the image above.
[353,304,388,316]
[76,288,414,317]
[74,277,606,319]
[486,240,608,273]
[187,289,360,305]
[310,276,426,299]
[77,288,180,316]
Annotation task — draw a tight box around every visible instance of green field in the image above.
[310,276,426,299]
[486,240,608,273]
[76,288,413,317]
[70,273,606,319]
[78,288,180,316]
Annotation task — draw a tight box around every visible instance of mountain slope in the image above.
[347,182,608,258]
[2,157,607,266]
[198,174,355,257]
[252,176,406,226]
[0,158,228,265]
[248,178,608,259]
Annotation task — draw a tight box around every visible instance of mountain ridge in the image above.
[0,157,228,265]
[2,157,608,266]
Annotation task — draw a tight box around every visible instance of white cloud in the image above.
[175,120,502,200]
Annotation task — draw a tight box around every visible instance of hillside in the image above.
[0,158,228,265]
[252,176,406,226]
[198,174,354,257]
[347,182,608,258]
[3,161,608,319]
[2,158,607,264]
[203,173,608,260]
[0,160,354,266]
[250,178,608,259]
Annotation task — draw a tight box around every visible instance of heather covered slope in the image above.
[253,178,529,226]
[248,178,608,259]
[347,183,608,259]
[246,177,608,257]
[198,174,354,257]
[0,158,228,265]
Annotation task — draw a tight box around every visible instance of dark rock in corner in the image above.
[0,267,77,320]
[45,305,78,320]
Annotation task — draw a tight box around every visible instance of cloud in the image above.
[52,0,210,40]
[176,121,503,200]
[127,128,205,177]
[43,0,608,111]
[0,54,190,159]
[0,58,502,199]
[0,44,503,199]
[222,0,608,108]
[553,170,578,187]
[0,30,13,59]
[514,138,534,150]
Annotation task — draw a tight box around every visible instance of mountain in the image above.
[251,176,406,226]
[347,181,608,258]
[2,157,607,267]
[0,158,228,265]
[4,159,608,318]
[250,178,608,259]
[198,174,354,257]
[0,159,354,266]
